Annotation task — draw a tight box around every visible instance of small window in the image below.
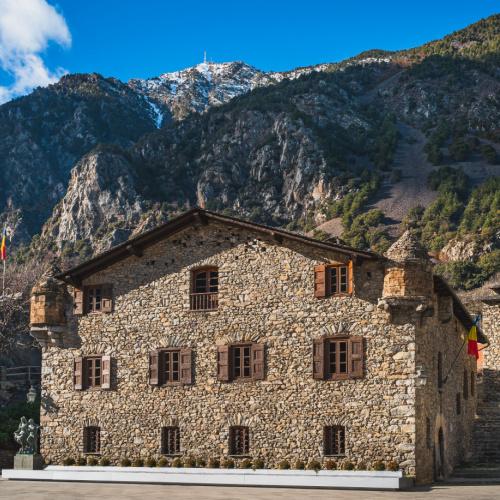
[83,426,100,454]
[232,344,252,380]
[190,268,218,310]
[162,349,180,384]
[83,284,113,314]
[456,393,461,415]
[217,344,264,382]
[326,338,349,379]
[324,425,345,456]
[326,265,349,295]
[426,418,431,449]
[471,371,475,397]
[463,370,468,400]
[313,337,363,380]
[85,357,102,388]
[87,287,102,312]
[161,426,180,455]
[229,426,249,456]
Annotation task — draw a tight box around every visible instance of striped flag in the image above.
[467,317,480,360]
[0,228,6,261]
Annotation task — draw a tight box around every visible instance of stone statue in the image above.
[14,416,39,454]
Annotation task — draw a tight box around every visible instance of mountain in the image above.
[4,14,500,291]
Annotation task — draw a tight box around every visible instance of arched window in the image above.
[463,370,468,400]
[470,371,475,397]
[190,267,218,310]
[426,418,431,449]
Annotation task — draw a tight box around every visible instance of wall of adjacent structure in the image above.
[414,294,477,484]
[39,222,420,474]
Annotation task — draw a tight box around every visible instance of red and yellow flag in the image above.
[0,228,6,261]
[467,323,479,360]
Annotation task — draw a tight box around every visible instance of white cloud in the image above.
[0,0,71,103]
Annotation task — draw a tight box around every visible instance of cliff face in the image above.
[1,15,499,290]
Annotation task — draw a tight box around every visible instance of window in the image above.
[463,370,468,400]
[324,426,345,456]
[85,357,102,388]
[471,371,475,397]
[456,393,461,415]
[74,285,113,315]
[426,418,431,449]
[149,349,192,386]
[190,268,218,310]
[74,356,111,390]
[217,343,264,382]
[313,337,364,380]
[161,426,180,455]
[437,352,443,389]
[229,426,249,456]
[314,263,352,298]
[83,426,100,454]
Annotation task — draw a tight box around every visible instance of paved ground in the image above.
[1,481,500,500]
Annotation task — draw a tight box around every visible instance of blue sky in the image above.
[0,0,498,101]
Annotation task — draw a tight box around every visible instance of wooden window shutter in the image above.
[149,350,159,385]
[313,338,325,380]
[217,345,231,382]
[73,288,84,315]
[102,284,113,313]
[314,265,327,298]
[74,357,83,390]
[349,336,364,379]
[348,260,354,295]
[180,348,193,385]
[252,343,265,380]
[101,355,111,389]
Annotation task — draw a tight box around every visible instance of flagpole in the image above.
[2,259,5,297]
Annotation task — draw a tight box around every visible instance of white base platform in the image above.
[2,466,413,490]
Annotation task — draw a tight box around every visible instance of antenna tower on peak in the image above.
[203,50,207,64]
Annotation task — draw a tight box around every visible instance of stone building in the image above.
[29,208,485,484]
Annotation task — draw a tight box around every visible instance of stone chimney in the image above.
[30,263,70,347]
[383,230,433,299]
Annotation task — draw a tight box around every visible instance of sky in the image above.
[0,0,498,103]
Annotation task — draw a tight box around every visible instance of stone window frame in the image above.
[74,355,111,391]
[160,426,181,456]
[313,336,364,380]
[83,426,101,455]
[229,425,250,457]
[314,262,353,299]
[149,348,193,386]
[323,425,346,457]
[217,343,265,382]
[189,267,219,311]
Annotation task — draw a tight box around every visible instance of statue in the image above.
[14,416,39,454]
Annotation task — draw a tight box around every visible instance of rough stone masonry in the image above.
[30,209,480,484]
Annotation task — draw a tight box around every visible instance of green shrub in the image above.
[252,458,265,470]
[62,457,75,466]
[372,460,386,471]
[324,460,337,470]
[387,461,399,471]
[145,457,157,467]
[99,457,110,466]
[157,457,169,467]
[294,460,306,470]
[120,457,131,467]
[342,461,355,470]
[172,457,183,468]
[240,458,252,469]
[132,458,144,467]
[307,460,322,472]
[357,461,367,470]
[184,456,196,468]
[207,457,220,468]
[278,460,291,470]
[222,458,235,469]
[86,456,98,466]
[196,457,206,468]
[77,457,87,466]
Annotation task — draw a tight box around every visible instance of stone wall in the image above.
[40,222,418,473]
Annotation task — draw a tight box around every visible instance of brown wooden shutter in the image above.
[217,345,231,382]
[102,284,113,313]
[314,264,327,298]
[149,350,159,385]
[349,336,364,379]
[101,355,111,389]
[73,288,84,315]
[252,343,265,380]
[313,338,325,380]
[180,348,193,385]
[74,357,83,390]
[348,260,354,295]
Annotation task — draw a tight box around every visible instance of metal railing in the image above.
[1,365,41,386]
[189,292,219,311]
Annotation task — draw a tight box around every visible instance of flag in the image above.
[467,317,479,360]
[0,228,6,261]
